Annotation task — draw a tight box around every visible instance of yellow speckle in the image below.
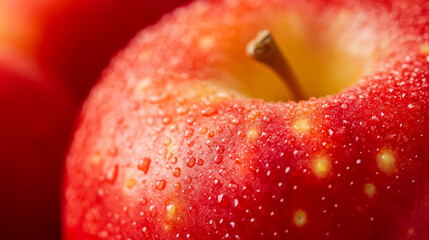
[138,49,153,62]
[293,209,307,227]
[126,178,137,190]
[294,118,310,132]
[135,78,152,93]
[407,228,415,236]
[247,110,260,121]
[247,127,259,141]
[199,36,215,50]
[167,138,178,156]
[164,224,172,231]
[166,204,177,216]
[312,156,331,178]
[376,148,398,175]
[163,137,172,147]
[420,44,429,56]
[364,183,376,198]
[90,152,102,166]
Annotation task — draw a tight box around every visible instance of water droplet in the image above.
[214,155,224,164]
[163,137,172,146]
[184,129,194,138]
[149,205,157,217]
[142,226,151,237]
[228,183,238,192]
[162,116,172,125]
[187,140,194,147]
[170,157,178,164]
[216,145,225,154]
[174,182,181,190]
[184,185,195,194]
[138,157,151,174]
[201,107,217,116]
[196,158,204,166]
[156,179,166,190]
[207,130,215,138]
[139,198,147,205]
[176,106,189,115]
[184,176,192,184]
[186,157,196,168]
[199,127,208,134]
[218,194,229,207]
[173,168,181,177]
[106,165,118,183]
[214,178,222,187]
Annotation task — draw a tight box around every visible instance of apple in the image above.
[1,0,193,102]
[0,0,67,54]
[0,46,76,239]
[63,0,429,239]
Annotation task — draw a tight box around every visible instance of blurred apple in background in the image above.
[0,46,76,239]
[1,0,193,102]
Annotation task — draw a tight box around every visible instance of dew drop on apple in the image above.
[234,198,239,207]
[156,179,166,190]
[186,157,196,168]
[216,145,225,154]
[142,226,151,237]
[173,167,181,177]
[184,129,194,138]
[176,106,189,115]
[214,155,224,164]
[170,157,178,164]
[196,158,204,166]
[149,206,157,217]
[139,198,147,205]
[184,175,192,184]
[208,130,219,139]
[187,140,194,147]
[201,106,217,117]
[162,116,172,125]
[228,183,238,192]
[198,127,208,134]
[213,178,222,187]
[137,157,151,174]
[105,165,118,184]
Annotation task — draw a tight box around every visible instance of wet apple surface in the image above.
[63,0,429,239]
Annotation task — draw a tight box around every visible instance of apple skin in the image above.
[63,0,429,239]
[0,47,76,240]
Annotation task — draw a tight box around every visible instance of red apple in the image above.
[1,0,193,102]
[0,46,76,239]
[63,0,429,239]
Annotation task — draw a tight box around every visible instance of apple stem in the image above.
[246,30,305,101]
